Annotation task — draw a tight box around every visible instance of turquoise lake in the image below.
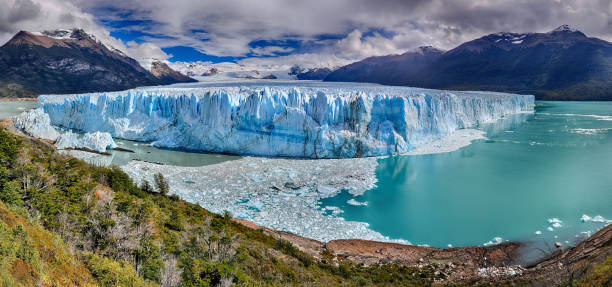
[321,101,612,260]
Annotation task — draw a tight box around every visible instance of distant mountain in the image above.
[0,29,191,97]
[325,46,444,84]
[150,61,196,85]
[325,25,612,100]
[289,65,334,80]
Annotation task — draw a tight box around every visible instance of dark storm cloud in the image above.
[1,0,40,32]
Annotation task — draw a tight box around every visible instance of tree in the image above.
[140,180,153,194]
[153,173,169,195]
[0,180,23,205]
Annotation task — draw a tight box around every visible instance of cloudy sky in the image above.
[1,0,611,67]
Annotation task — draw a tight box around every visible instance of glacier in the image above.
[38,82,534,158]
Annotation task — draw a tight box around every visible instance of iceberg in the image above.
[12,108,59,140]
[55,131,117,153]
[39,82,534,158]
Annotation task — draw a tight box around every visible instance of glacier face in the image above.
[39,82,534,158]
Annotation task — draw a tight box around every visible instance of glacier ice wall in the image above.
[39,83,534,158]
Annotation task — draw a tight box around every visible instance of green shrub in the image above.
[83,252,157,287]
[0,180,23,205]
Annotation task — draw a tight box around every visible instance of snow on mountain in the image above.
[39,82,534,158]
[32,29,127,55]
[168,61,339,81]
[550,24,579,33]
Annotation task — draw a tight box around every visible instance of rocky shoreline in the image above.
[0,97,38,101]
[235,217,612,284]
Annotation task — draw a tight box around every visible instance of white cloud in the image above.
[125,41,171,69]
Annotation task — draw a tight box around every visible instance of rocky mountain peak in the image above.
[414,46,445,54]
[550,24,579,33]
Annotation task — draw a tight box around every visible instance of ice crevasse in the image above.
[38,83,534,158]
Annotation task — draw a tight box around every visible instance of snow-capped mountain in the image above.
[326,25,612,100]
[168,61,292,80]
[0,29,193,97]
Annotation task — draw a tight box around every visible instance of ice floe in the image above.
[571,128,612,135]
[548,218,563,228]
[346,199,368,206]
[483,236,503,246]
[580,214,612,224]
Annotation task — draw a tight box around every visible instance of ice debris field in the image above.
[38,82,534,158]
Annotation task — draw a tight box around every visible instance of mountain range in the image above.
[0,29,194,97]
[1,26,610,100]
[326,25,612,100]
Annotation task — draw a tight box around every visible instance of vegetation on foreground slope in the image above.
[0,127,610,286]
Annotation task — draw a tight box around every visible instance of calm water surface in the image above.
[106,139,240,166]
[0,100,37,118]
[322,101,612,260]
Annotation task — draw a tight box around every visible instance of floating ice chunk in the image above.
[581,214,592,222]
[346,199,368,206]
[12,108,59,140]
[81,132,117,152]
[483,237,503,246]
[55,131,116,152]
[447,244,453,248]
[572,128,612,135]
[535,231,542,235]
[548,218,563,229]
[581,214,612,224]
[317,185,337,195]
[547,227,554,231]
[54,131,80,149]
